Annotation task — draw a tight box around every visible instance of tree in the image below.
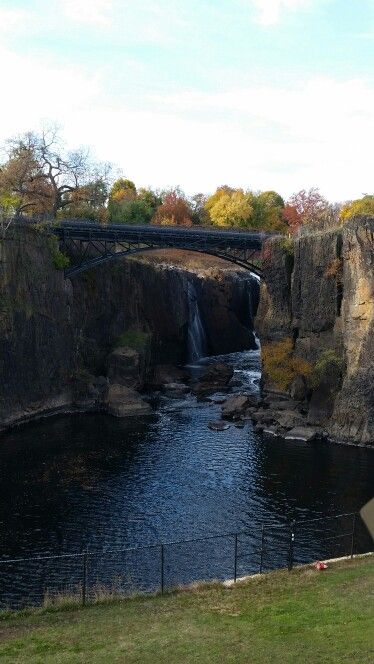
[282,203,302,234]
[109,178,137,203]
[190,193,210,226]
[108,180,161,224]
[284,188,330,232]
[58,177,110,222]
[251,191,286,232]
[205,187,286,231]
[152,188,192,226]
[0,192,21,238]
[204,186,236,223]
[340,195,374,222]
[0,127,111,218]
[206,188,253,228]
[0,140,51,216]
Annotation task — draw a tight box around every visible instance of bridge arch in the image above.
[53,221,267,279]
[63,246,263,278]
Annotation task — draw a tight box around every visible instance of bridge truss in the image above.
[53,222,266,278]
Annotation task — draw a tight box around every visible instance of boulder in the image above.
[162,383,190,398]
[229,378,243,388]
[221,394,257,420]
[307,383,335,426]
[73,373,108,409]
[265,399,301,411]
[262,426,283,438]
[284,427,319,442]
[192,362,234,395]
[274,410,307,430]
[251,409,276,425]
[289,375,308,401]
[106,384,152,418]
[208,421,230,431]
[201,363,234,384]
[151,364,188,389]
[107,347,144,390]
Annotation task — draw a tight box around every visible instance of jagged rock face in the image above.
[0,227,258,430]
[329,219,374,444]
[0,231,75,427]
[107,347,146,390]
[255,240,292,341]
[292,231,342,335]
[256,216,374,446]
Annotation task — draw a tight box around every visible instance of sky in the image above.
[0,0,373,201]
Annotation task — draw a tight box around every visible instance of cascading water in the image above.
[248,289,254,327]
[187,281,207,363]
[248,275,261,349]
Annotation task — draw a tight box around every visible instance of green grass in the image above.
[0,557,372,663]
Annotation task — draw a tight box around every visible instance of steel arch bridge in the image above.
[53,221,269,278]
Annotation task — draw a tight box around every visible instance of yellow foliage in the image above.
[340,195,374,222]
[206,189,253,228]
[262,338,313,391]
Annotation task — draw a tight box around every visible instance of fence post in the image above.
[288,521,295,572]
[259,525,265,574]
[160,544,165,595]
[234,534,238,582]
[81,550,88,606]
[350,513,357,559]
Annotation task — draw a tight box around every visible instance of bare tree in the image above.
[1,127,112,218]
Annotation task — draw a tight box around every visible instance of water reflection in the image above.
[0,350,373,606]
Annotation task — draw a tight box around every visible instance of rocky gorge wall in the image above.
[256,216,374,446]
[0,226,259,431]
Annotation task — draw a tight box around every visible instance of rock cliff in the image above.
[0,226,259,430]
[256,216,374,446]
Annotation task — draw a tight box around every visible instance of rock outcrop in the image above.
[256,216,374,446]
[192,363,234,396]
[0,226,259,431]
[106,384,152,418]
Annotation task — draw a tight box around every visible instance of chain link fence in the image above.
[0,512,371,610]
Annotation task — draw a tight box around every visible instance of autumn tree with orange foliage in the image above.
[152,188,192,226]
[0,127,111,219]
[283,187,332,233]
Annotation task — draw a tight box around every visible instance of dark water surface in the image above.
[0,350,373,606]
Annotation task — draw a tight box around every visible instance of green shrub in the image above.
[279,237,294,257]
[115,330,150,351]
[311,349,344,389]
[262,338,313,391]
[47,237,70,270]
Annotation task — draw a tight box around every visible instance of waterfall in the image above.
[248,277,261,349]
[248,289,254,328]
[187,281,207,363]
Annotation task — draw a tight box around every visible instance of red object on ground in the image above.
[314,561,328,571]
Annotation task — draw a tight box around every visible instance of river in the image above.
[0,349,373,607]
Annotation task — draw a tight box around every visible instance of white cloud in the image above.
[0,44,372,202]
[0,46,103,138]
[0,7,31,33]
[250,0,311,25]
[60,0,114,26]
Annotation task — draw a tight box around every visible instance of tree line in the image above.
[0,128,372,235]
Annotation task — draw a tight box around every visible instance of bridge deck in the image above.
[55,222,268,250]
[46,220,274,276]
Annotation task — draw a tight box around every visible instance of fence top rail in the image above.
[0,512,358,565]
[293,512,357,525]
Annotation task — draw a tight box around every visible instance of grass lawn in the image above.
[0,556,372,663]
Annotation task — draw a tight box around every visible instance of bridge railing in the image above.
[7,215,275,238]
